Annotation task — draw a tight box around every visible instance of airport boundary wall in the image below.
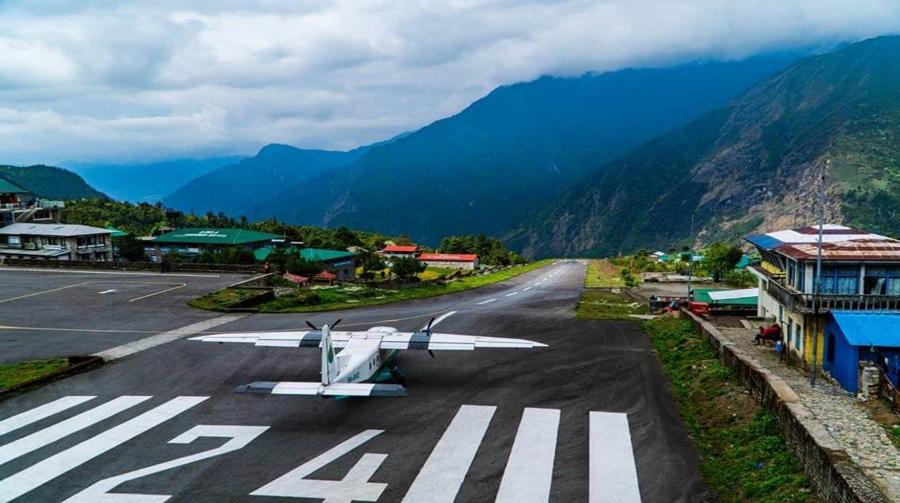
[683,310,889,503]
[1,258,264,274]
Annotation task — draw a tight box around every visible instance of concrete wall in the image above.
[684,311,889,503]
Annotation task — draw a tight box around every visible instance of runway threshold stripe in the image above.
[402,405,496,503]
[589,412,641,503]
[92,314,245,361]
[0,396,151,466]
[0,396,207,503]
[505,291,519,297]
[0,396,95,436]
[477,298,497,305]
[128,283,186,302]
[495,408,560,503]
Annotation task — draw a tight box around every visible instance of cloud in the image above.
[0,0,898,164]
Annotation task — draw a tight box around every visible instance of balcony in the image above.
[754,265,900,312]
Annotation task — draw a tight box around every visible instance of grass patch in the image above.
[0,359,69,389]
[585,259,629,288]
[193,260,554,313]
[188,287,268,311]
[644,317,817,503]
[576,289,648,320]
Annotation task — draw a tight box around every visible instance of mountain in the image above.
[508,36,900,258]
[164,144,371,216]
[67,157,243,203]
[0,165,106,200]
[248,52,802,244]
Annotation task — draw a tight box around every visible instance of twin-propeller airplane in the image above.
[190,317,547,398]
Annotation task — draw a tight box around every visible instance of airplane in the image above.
[189,317,547,398]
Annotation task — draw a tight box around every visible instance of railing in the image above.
[882,373,900,415]
[765,273,900,312]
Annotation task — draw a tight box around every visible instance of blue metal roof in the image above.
[744,234,784,251]
[831,311,900,347]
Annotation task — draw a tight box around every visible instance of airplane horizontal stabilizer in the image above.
[235,381,408,397]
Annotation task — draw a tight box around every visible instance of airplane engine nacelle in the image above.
[367,326,398,335]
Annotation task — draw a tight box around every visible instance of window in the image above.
[795,324,802,349]
[814,265,859,295]
[864,266,900,296]
[787,319,793,347]
[787,260,797,289]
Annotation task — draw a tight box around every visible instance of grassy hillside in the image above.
[510,36,900,257]
[0,165,106,200]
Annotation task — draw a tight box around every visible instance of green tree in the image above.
[285,253,324,276]
[703,243,744,282]
[360,252,385,282]
[391,256,425,282]
[118,235,146,262]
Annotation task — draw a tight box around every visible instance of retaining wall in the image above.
[684,310,889,503]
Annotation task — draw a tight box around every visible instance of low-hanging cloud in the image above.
[1,0,899,164]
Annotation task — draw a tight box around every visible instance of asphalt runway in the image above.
[0,268,251,363]
[0,261,715,502]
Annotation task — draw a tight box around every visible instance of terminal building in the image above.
[144,227,279,262]
[418,253,480,270]
[0,223,112,261]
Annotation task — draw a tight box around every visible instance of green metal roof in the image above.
[693,288,758,306]
[155,227,279,245]
[0,177,28,194]
[254,246,356,263]
[105,226,129,238]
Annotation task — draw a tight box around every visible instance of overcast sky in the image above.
[2,0,899,165]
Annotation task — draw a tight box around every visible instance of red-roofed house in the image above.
[380,245,419,259]
[418,253,480,270]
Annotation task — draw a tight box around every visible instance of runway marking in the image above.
[0,396,95,436]
[505,291,519,297]
[97,289,117,294]
[0,395,151,466]
[589,412,641,503]
[92,314,246,361]
[402,404,496,503]
[0,396,208,503]
[128,283,186,302]
[65,424,268,503]
[523,286,532,291]
[477,298,498,305]
[0,325,157,334]
[496,407,560,503]
[428,310,457,329]
[0,268,221,278]
[0,282,92,304]
[254,429,386,501]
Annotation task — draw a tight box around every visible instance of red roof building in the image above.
[314,270,337,281]
[282,272,308,285]
[381,245,419,255]
[418,253,480,270]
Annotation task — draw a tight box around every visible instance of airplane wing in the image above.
[235,381,407,397]
[376,332,547,351]
[188,331,358,348]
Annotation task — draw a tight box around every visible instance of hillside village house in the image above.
[0,223,112,261]
[745,224,900,372]
[380,245,419,259]
[418,253,480,270]
[145,227,279,262]
[0,179,63,226]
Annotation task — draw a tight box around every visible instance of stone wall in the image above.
[684,310,889,503]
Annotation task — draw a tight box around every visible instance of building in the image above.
[823,311,900,396]
[146,227,279,261]
[0,179,63,226]
[418,253,480,270]
[380,245,419,259]
[254,246,358,280]
[0,223,112,261]
[745,224,900,365]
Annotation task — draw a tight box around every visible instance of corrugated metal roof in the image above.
[778,240,900,261]
[0,223,110,237]
[744,224,900,262]
[0,178,28,194]
[693,288,758,306]
[154,228,278,245]
[382,245,418,253]
[831,311,900,347]
[254,246,356,263]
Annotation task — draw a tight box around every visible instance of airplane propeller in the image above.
[305,318,342,331]
[425,317,436,358]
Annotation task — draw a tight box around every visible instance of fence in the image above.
[2,258,264,274]
[881,374,900,415]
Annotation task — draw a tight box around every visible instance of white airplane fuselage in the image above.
[322,327,401,385]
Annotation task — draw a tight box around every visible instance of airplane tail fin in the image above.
[321,324,338,385]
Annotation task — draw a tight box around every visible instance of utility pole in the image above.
[811,159,828,387]
[687,213,694,300]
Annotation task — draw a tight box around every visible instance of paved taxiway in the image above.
[0,261,715,502]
